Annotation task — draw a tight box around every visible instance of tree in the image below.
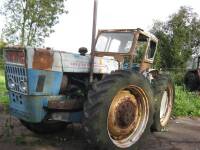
[151,6,200,69]
[0,40,6,55]
[1,0,67,46]
[0,39,6,69]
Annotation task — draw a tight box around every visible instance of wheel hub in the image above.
[107,86,149,148]
[116,100,136,128]
[107,91,139,140]
[160,91,168,119]
[160,86,173,127]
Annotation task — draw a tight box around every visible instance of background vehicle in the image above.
[184,55,200,91]
[3,1,175,149]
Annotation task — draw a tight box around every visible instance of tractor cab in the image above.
[92,29,158,73]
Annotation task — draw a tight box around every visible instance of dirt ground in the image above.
[0,107,200,150]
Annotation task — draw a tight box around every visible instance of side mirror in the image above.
[79,47,88,56]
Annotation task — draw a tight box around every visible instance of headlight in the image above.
[8,78,15,89]
[19,80,27,92]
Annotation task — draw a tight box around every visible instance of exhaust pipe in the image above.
[89,0,98,83]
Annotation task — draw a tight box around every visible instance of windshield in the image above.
[95,32,133,53]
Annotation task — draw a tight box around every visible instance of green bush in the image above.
[169,70,185,86]
[157,69,186,86]
[173,86,200,116]
[0,59,5,70]
[0,70,8,105]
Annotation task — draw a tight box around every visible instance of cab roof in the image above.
[98,28,158,43]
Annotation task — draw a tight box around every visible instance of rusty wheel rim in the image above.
[107,85,149,148]
[160,85,173,127]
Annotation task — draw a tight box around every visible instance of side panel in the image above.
[61,52,119,73]
[9,92,83,123]
[27,69,63,95]
[9,92,47,123]
[26,47,119,74]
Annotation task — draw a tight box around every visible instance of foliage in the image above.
[165,70,185,86]
[1,0,67,46]
[152,6,200,69]
[0,40,6,49]
[0,40,6,69]
[0,70,8,105]
[0,39,6,55]
[173,86,200,116]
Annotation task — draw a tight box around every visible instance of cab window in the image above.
[95,32,134,53]
[133,34,148,63]
[147,40,156,59]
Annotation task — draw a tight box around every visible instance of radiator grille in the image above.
[5,64,28,94]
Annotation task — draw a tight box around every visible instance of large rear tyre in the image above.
[84,71,154,150]
[152,74,175,132]
[20,120,67,134]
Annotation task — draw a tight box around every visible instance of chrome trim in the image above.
[5,64,28,94]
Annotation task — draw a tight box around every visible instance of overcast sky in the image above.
[1,0,200,53]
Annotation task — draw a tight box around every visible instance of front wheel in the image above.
[152,74,175,131]
[84,71,154,150]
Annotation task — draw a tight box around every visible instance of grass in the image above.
[0,70,9,105]
[173,86,200,117]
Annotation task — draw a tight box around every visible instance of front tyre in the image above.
[84,71,154,150]
[152,74,175,131]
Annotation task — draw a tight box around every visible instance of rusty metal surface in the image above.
[47,99,83,111]
[32,48,53,70]
[91,29,158,74]
[107,90,139,141]
[130,31,140,70]
[4,47,26,66]
[99,29,158,42]
[107,86,150,148]
[140,61,152,72]
[115,100,136,129]
[25,47,62,72]
[90,30,135,75]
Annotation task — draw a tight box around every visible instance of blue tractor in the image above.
[4,28,174,149]
[3,1,175,149]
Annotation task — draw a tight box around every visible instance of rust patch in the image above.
[140,61,151,72]
[116,100,136,129]
[32,48,53,70]
[5,50,25,65]
[47,99,83,111]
